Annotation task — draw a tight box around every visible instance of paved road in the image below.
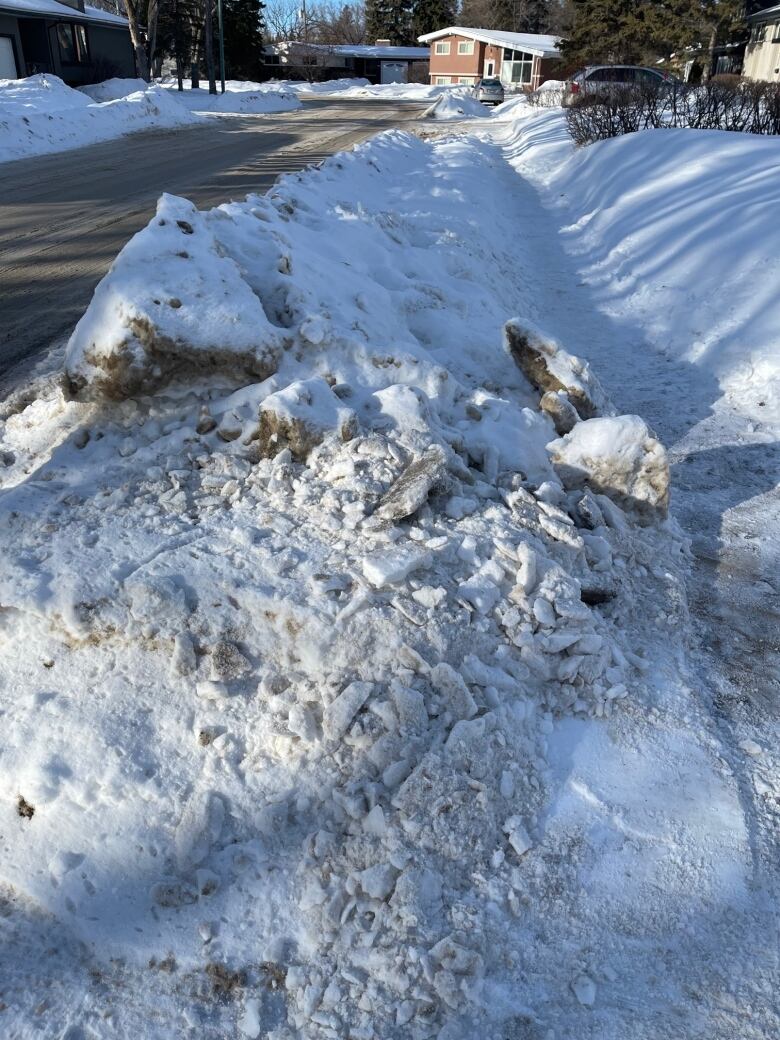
[0,99,427,377]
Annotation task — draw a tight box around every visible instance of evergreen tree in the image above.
[668,0,745,79]
[365,0,414,45]
[221,0,265,78]
[412,0,456,40]
[559,0,661,65]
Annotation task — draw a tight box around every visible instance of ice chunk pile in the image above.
[0,129,688,1037]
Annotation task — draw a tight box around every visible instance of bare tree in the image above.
[265,0,304,40]
[308,2,366,45]
[122,0,157,79]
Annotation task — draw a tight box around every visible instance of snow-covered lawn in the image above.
[0,74,301,163]
[0,106,778,1039]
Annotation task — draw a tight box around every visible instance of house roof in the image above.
[282,41,428,60]
[0,0,128,26]
[747,2,780,21]
[417,26,561,58]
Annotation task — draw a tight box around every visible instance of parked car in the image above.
[472,78,505,105]
[564,66,681,104]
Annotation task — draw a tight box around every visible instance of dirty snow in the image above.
[0,103,778,1040]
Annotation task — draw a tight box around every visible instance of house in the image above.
[417,26,561,90]
[272,39,430,85]
[744,2,780,81]
[0,0,134,85]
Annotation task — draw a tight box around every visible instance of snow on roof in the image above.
[747,2,780,20]
[0,0,128,25]
[418,25,561,58]
[330,44,429,59]
[282,41,428,60]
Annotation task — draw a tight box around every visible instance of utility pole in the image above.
[217,0,226,93]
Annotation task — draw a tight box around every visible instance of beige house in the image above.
[744,2,780,82]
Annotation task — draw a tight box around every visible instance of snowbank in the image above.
[157,78,301,114]
[0,74,201,162]
[431,92,491,120]
[492,95,531,119]
[79,77,149,103]
[498,112,780,424]
[280,77,371,94]
[0,75,301,164]
[1,127,698,1037]
[329,82,470,100]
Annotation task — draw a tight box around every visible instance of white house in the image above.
[744,3,780,82]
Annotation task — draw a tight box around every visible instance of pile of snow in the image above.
[280,77,372,95]
[492,94,530,119]
[0,74,200,162]
[157,78,301,114]
[431,92,491,120]
[0,127,694,1037]
[333,82,469,101]
[79,77,149,103]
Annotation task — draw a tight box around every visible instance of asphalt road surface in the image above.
[0,99,428,378]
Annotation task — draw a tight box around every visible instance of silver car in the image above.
[472,78,505,105]
[564,65,680,103]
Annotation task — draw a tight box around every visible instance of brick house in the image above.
[418,26,561,91]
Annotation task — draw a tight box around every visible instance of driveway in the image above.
[0,99,427,377]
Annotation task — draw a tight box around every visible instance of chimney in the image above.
[375,39,391,46]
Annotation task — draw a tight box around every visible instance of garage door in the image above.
[0,36,19,79]
[380,61,406,85]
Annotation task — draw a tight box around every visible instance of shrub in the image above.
[565,79,780,145]
[528,86,566,109]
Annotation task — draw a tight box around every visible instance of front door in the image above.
[0,35,18,79]
[484,59,495,77]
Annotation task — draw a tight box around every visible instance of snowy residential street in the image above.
[0,94,778,1040]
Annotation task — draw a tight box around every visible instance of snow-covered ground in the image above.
[0,105,778,1039]
[0,75,301,163]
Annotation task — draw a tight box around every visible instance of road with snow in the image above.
[0,98,427,378]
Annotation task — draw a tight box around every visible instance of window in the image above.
[458,76,472,83]
[502,49,534,85]
[434,76,450,84]
[434,41,450,55]
[57,23,89,64]
[772,21,780,43]
[457,40,474,55]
